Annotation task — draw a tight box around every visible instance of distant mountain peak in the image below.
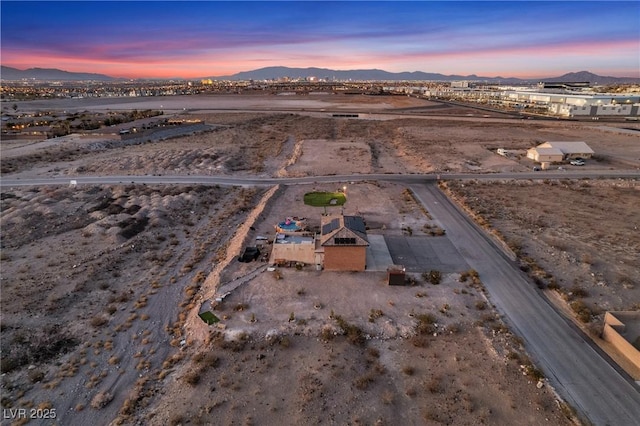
[1,66,115,81]
[2,65,638,84]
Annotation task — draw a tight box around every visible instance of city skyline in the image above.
[1,1,639,80]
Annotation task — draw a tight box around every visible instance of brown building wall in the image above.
[603,312,640,369]
[324,246,366,271]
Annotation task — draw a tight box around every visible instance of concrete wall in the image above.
[271,242,316,265]
[603,312,640,370]
[324,246,367,271]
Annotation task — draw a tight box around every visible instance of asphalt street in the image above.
[409,183,640,426]
[1,169,639,188]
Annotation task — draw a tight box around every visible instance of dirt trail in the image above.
[185,185,280,343]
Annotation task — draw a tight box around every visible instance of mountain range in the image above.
[2,65,638,84]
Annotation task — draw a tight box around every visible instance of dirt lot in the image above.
[1,94,638,425]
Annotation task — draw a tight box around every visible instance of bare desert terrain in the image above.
[1,93,639,425]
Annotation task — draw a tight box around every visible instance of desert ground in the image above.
[1,93,639,425]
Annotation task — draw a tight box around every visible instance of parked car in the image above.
[238,246,261,262]
[533,166,541,171]
[570,159,585,166]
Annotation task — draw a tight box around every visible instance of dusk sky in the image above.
[1,1,639,79]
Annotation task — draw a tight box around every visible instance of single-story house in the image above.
[527,141,594,163]
[320,215,369,271]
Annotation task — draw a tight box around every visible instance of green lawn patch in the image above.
[303,191,346,207]
[199,311,220,325]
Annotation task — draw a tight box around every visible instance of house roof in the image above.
[531,147,564,156]
[320,215,369,246]
[538,141,594,154]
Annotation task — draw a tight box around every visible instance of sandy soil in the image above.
[2,93,638,425]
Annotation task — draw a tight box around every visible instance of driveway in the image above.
[384,235,469,273]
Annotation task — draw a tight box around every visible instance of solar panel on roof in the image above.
[344,216,366,234]
[321,218,340,235]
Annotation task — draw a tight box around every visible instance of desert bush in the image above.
[423,270,442,285]
[426,376,442,394]
[475,300,487,311]
[570,300,592,323]
[368,309,384,322]
[183,369,201,386]
[169,415,185,426]
[415,313,437,335]
[90,391,113,409]
[28,369,45,383]
[1,326,78,374]
[381,390,395,405]
[523,364,545,381]
[402,365,415,376]
[334,315,366,346]
[234,303,249,312]
[320,326,336,342]
[279,336,291,348]
[411,336,429,348]
[366,347,380,359]
[506,351,521,362]
[354,371,376,390]
[569,286,589,299]
[90,316,108,328]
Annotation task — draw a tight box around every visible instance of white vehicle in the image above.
[570,159,585,166]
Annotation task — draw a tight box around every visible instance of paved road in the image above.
[1,169,639,188]
[409,183,640,426]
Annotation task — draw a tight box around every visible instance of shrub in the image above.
[570,300,592,323]
[90,391,113,409]
[334,315,366,346]
[402,366,415,376]
[183,369,201,386]
[474,300,487,311]
[90,316,108,328]
[423,270,442,285]
[28,369,45,383]
[524,364,545,381]
[569,286,589,299]
[368,309,384,322]
[426,376,442,394]
[415,313,437,335]
[234,303,249,312]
